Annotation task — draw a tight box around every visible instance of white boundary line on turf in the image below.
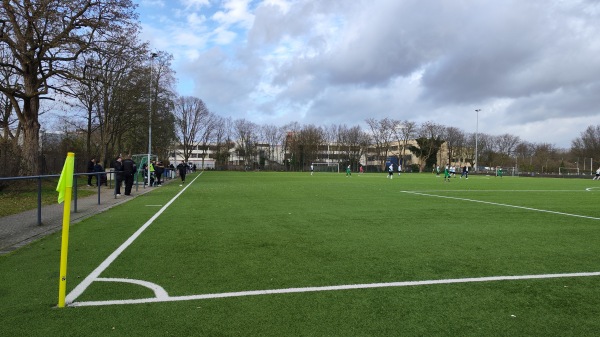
[68,271,600,307]
[65,172,203,305]
[401,191,600,221]
[405,189,588,193]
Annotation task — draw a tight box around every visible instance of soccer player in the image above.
[388,163,394,179]
[594,167,600,180]
[444,164,450,182]
[310,163,314,176]
[346,165,351,177]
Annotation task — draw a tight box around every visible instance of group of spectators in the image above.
[112,155,137,196]
[86,157,196,196]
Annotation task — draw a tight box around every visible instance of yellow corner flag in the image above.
[56,152,75,308]
[56,153,75,204]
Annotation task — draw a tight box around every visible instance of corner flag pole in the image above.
[56,152,75,308]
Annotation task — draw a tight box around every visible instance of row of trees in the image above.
[174,111,600,175]
[0,0,180,175]
[1,1,599,176]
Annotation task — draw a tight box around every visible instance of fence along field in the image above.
[5,170,597,334]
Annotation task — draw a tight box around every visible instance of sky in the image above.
[134,0,600,148]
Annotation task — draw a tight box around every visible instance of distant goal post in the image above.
[311,162,340,173]
[558,167,580,176]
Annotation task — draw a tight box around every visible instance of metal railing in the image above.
[0,169,174,226]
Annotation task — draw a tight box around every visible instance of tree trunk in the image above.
[20,101,41,176]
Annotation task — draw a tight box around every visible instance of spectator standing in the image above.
[114,156,124,196]
[169,163,175,179]
[122,155,136,195]
[142,163,148,186]
[155,161,165,186]
[93,161,106,186]
[149,160,156,186]
[87,158,96,186]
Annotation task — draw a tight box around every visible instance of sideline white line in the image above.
[65,173,203,305]
[409,190,587,192]
[401,191,600,221]
[69,271,600,307]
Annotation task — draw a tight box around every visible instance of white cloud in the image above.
[212,0,254,28]
[136,0,600,148]
[182,0,210,10]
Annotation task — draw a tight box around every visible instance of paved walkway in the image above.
[0,183,155,255]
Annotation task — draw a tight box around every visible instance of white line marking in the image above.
[96,278,169,299]
[68,271,600,307]
[65,173,203,305]
[401,191,600,220]
[411,190,586,192]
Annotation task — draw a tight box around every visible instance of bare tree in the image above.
[571,125,600,162]
[514,141,535,172]
[393,120,417,167]
[233,119,258,168]
[366,117,395,170]
[476,133,494,169]
[443,126,465,166]
[495,133,521,167]
[338,124,370,170]
[282,122,301,170]
[410,121,445,171]
[296,124,325,170]
[211,116,233,169]
[0,0,137,174]
[260,124,286,168]
[534,143,558,174]
[322,124,339,161]
[173,96,209,162]
[197,112,217,169]
[463,132,476,168]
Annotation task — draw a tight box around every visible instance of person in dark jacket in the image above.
[176,161,187,184]
[122,155,137,195]
[93,162,107,186]
[113,156,124,196]
[87,158,96,186]
[154,161,165,186]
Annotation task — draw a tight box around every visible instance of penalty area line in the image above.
[401,191,600,221]
[69,271,600,307]
[65,172,204,305]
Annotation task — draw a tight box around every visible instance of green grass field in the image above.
[1,171,600,336]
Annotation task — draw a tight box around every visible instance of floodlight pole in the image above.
[475,109,481,172]
[148,53,158,187]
